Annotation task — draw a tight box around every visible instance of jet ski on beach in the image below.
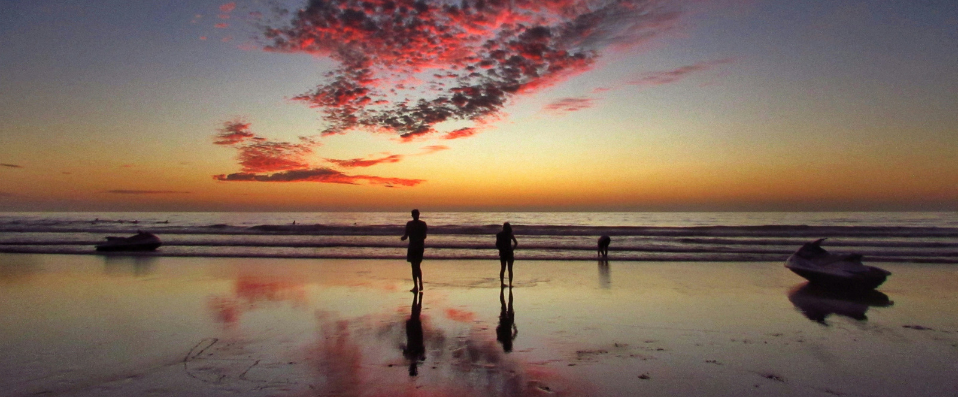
[785,238,890,290]
[95,231,162,252]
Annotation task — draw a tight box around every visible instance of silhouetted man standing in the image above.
[401,209,427,291]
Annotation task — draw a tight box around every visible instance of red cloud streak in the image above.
[325,154,404,168]
[105,190,191,194]
[213,168,424,187]
[543,96,598,114]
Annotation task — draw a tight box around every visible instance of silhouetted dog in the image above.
[597,235,611,258]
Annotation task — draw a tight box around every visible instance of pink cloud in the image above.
[419,145,450,154]
[235,141,312,173]
[213,1,699,186]
[257,0,684,140]
[214,120,255,145]
[627,58,734,87]
[214,120,316,173]
[543,96,599,115]
[213,120,431,186]
[214,23,229,29]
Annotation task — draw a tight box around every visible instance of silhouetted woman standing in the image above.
[496,286,517,352]
[496,222,518,286]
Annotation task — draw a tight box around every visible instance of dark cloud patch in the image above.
[543,96,598,114]
[1,163,23,168]
[259,0,684,139]
[213,168,424,187]
[0,191,15,197]
[105,190,192,194]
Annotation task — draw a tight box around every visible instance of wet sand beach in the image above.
[2,254,957,396]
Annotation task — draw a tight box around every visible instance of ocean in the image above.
[1,212,956,262]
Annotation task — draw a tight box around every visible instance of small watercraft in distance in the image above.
[785,238,890,290]
[95,231,162,252]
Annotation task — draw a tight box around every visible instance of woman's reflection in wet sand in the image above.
[496,286,517,353]
[403,291,426,376]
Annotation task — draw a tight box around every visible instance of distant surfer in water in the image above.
[496,222,518,286]
[401,209,427,292]
[598,235,611,258]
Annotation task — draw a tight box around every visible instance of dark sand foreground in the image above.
[1,254,957,396]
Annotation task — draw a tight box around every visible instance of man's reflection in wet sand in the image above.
[597,259,611,289]
[496,286,517,353]
[403,291,426,376]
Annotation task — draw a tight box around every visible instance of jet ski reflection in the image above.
[788,282,893,325]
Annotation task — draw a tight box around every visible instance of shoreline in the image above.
[4,224,958,237]
[1,248,956,263]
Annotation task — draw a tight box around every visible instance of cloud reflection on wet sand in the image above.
[301,291,591,397]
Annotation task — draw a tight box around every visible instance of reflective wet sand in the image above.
[2,254,957,396]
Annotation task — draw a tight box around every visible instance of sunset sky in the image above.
[1,0,955,212]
